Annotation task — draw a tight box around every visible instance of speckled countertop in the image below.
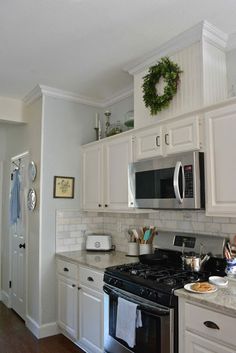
[56,250,138,271]
[175,279,236,316]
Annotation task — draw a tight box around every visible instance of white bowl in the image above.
[208,276,228,287]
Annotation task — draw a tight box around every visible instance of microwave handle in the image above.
[173,161,185,204]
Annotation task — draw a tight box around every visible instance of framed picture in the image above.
[53,176,75,199]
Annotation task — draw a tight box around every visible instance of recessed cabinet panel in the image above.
[82,144,103,210]
[165,116,200,155]
[205,105,236,216]
[135,125,163,160]
[104,136,133,210]
[79,286,104,353]
[57,276,78,339]
[185,331,235,353]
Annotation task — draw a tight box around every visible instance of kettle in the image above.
[182,253,210,272]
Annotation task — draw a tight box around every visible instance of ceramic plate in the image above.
[28,161,37,182]
[209,276,228,287]
[27,188,37,211]
[184,283,218,294]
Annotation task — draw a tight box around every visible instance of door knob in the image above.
[19,243,26,249]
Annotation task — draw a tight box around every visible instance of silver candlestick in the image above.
[104,111,111,137]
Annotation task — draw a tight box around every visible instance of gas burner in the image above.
[162,278,177,286]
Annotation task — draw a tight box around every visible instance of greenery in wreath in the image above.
[142,57,182,115]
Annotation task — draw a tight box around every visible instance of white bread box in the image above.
[86,234,112,251]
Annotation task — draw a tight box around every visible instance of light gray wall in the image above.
[23,97,42,323]
[40,96,97,324]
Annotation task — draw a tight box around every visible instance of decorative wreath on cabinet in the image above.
[142,57,183,115]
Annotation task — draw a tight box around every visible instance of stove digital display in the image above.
[174,235,196,248]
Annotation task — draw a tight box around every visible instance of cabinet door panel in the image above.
[79,286,103,353]
[186,331,235,353]
[165,116,200,155]
[104,136,133,210]
[82,144,102,210]
[58,276,78,339]
[134,125,163,160]
[205,105,236,216]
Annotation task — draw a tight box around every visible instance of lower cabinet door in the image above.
[79,286,104,353]
[185,331,236,353]
[57,276,78,339]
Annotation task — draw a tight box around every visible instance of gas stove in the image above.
[104,259,209,307]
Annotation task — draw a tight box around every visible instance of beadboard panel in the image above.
[134,42,202,129]
[134,40,227,129]
[202,41,227,106]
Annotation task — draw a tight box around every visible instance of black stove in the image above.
[104,250,209,307]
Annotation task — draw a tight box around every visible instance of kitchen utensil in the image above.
[139,243,153,255]
[127,242,139,256]
[182,253,210,272]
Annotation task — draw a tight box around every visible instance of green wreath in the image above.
[142,57,182,115]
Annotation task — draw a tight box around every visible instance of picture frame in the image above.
[53,176,75,199]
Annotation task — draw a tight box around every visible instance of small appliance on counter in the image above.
[86,233,112,251]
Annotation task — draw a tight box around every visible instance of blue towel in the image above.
[10,169,21,224]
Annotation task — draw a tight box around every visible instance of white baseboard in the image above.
[1,290,10,308]
[26,315,59,338]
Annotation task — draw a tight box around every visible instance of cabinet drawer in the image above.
[57,259,78,280]
[79,266,103,291]
[185,303,236,347]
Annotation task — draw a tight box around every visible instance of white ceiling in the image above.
[2,0,236,102]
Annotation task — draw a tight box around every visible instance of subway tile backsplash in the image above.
[56,209,236,252]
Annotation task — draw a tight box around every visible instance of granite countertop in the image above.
[56,250,138,271]
[175,279,236,316]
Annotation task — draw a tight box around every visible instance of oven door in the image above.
[104,285,174,353]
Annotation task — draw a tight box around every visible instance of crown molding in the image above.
[23,84,133,108]
[125,21,228,75]
[101,86,133,107]
[227,32,236,51]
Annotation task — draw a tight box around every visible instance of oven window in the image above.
[135,168,175,199]
[109,295,167,353]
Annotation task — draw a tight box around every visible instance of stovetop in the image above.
[104,257,209,307]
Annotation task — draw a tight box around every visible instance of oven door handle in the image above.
[173,161,185,204]
[103,285,170,316]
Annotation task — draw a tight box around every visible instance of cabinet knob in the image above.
[98,204,102,207]
[19,243,26,249]
[78,287,81,290]
[72,284,76,288]
[87,276,94,282]
[63,267,69,272]
[165,133,169,145]
[203,321,220,330]
[105,204,108,207]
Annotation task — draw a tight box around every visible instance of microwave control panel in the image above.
[184,165,194,198]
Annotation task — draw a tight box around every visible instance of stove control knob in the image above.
[108,278,115,285]
[140,288,146,296]
[148,290,154,298]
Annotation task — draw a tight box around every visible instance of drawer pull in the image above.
[72,284,76,288]
[63,267,69,272]
[78,287,81,290]
[87,276,94,282]
[204,321,220,330]
[156,135,160,147]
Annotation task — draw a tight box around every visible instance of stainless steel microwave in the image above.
[128,151,205,210]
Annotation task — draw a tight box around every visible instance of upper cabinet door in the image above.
[205,104,236,217]
[104,135,133,210]
[134,125,163,161]
[82,144,103,210]
[164,116,200,156]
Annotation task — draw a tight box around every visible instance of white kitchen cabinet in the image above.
[79,286,104,353]
[134,115,200,161]
[57,275,78,339]
[185,331,235,353]
[205,104,236,217]
[178,298,236,353]
[78,266,104,353]
[81,143,103,210]
[81,133,133,211]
